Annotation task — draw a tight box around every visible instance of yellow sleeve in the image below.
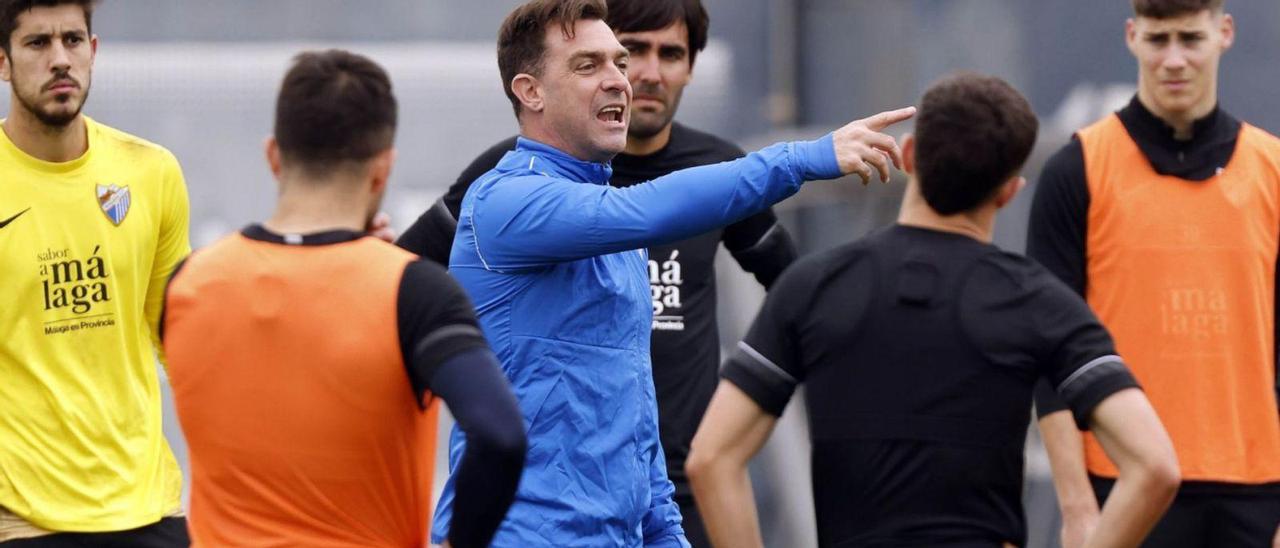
[144,150,191,368]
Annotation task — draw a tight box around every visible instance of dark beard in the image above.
[628,86,682,140]
[12,78,89,128]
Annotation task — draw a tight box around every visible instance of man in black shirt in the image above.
[686,73,1181,547]
[396,2,794,544]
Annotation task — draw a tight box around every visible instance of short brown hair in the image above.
[1132,0,1224,18]
[914,72,1039,216]
[607,0,708,66]
[273,50,397,175]
[497,0,608,117]
[0,0,96,53]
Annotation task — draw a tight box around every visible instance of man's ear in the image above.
[369,148,396,195]
[1124,18,1139,57]
[1219,13,1235,51]
[511,73,544,113]
[264,137,283,179]
[0,48,11,83]
[901,133,916,176]
[994,175,1026,209]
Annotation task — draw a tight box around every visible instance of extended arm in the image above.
[473,108,914,270]
[473,136,838,269]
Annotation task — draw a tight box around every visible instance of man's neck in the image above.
[2,108,87,163]
[623,123,673,156]
[1136,88,1217,141]
[519,120,614,163]
[264,180,371,235]
[896,181,994,243]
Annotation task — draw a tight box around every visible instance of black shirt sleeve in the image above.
[444,137,519,219]
[1027,138,1090,418]
[1027,138,1089,295]
[395,137,519,264]
[396,259,490,407]
[721,261,815,416]
[396,260,526,547]
[722,208,798,289]
[432,348,526,548]
[1029,272,1141,430]
[395,198,457,265]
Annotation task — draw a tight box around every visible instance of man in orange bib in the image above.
[1031,1,1280,546]
[162,50,526,548]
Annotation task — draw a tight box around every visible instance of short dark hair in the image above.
[914,72,1039,216]
[0,0,96,53]
[497,0,608,117]
[606,0,708,66]
[1132,0,1224,18]
[273,49,397,174]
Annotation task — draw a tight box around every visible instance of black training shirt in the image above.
[723,225,1139,547]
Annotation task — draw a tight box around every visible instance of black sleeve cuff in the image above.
[409,325,489,406]
[721,351,798,417]
[1034,377,1069,419]
[1055,356,1142,430]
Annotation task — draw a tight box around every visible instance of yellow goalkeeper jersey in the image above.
[0,117,188,532]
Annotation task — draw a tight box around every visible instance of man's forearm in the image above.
[1040,410,1099,519]
[689,461,764,548]
[1083,389,1180,548]
[1084,466,1178,548]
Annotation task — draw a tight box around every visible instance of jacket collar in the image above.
[511,136,613,185]
[1116,95,1240,181]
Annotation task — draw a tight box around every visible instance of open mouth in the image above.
[596,105,625,124]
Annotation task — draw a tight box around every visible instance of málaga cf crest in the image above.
[96,184,131,226]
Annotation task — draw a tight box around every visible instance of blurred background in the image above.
[6,1,1276,546]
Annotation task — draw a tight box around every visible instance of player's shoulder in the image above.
[1240,122,1280,149]
[400,257,471,303]
[669,123,745,161]
[88,117,180,166]
[777,237,876,291]
[967,248,1075,308]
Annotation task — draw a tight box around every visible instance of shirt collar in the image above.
[241,224,366,246]
[1116,95,1241,181]
[513,136,613,185]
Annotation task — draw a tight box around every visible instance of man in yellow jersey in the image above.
[0,0,190,546]
[1031,1,1280,546]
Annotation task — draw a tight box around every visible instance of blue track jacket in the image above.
[431,136,840,547]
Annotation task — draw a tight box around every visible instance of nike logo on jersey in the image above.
[0,207,30,229]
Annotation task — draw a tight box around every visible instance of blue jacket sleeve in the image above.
[471,135,839,271]
[642,442,691,548]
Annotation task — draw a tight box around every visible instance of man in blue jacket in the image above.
[429,0,914,546]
